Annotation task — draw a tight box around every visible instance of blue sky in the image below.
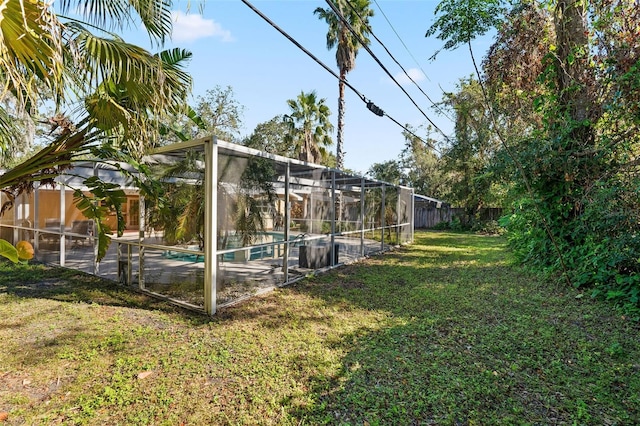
[140,0,495,174]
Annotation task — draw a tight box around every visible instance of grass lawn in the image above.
[1,230,639,425]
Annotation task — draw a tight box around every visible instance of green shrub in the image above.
[450,216,467,232]
[472,220,505,235]
[321,221,331,234]
[431,221,451,230]
[503,189,640,318]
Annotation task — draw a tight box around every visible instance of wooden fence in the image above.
[414,202,504,229]
[450,207,504,224]
[414,202,451,228]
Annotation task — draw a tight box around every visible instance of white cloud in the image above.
[171,11,233,43]
[391,68,426,86]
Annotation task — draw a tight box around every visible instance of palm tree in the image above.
[314,0,373,169]
[284,91,334,164]
[0,0,193,260]
[0,0,191,187]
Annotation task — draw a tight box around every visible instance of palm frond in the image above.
[0,0,65,110]
[60,32,192,156]
[158,47,192,67]
[59,0,173,46]
[0,106,20,161]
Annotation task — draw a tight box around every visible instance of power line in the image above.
[239,0,442,154]
[372,0,467,124]
[322,0,452,145]
[372,0,430,84]
[346,0,454,122]
[239,0,365,103]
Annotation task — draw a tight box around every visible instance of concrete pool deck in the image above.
[32,230,398,309]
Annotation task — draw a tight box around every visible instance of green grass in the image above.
[1,231,639,425]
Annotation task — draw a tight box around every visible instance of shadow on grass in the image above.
[278,231,640,425]
[0,259,210,322]
[2,231,639,424]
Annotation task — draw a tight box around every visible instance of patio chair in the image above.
[40,218,61,245]
[69,220,94,246]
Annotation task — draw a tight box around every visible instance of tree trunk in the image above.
[554,0,591,142]
[300,131,314,163]
[553,0,595,219]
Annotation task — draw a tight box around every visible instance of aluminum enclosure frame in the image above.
[0,136,414,315]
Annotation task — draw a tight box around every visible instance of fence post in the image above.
[411,189,415,242]
[59,183,66,267]
[93,163,99,275]
[138,195,145,290]
[360,177,365,257]
[33,183,39,252]
[396,188,401,245]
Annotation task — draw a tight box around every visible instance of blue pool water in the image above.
[163,232,304,262]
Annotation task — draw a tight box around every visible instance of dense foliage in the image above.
[0,0,194,260]
[368,100,506,228]
[427,0,640,315]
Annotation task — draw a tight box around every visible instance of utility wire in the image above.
[323,0,452,145]
[372,0,431,82]
[240,0,442,154]
[373,0,476,126]
[345,0,454,122]
[239,0,365,102]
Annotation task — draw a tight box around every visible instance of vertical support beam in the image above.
[381,184,386,251]
[33,183,39,251]
[118,241,133,286]
[59,183,66,267]
[204,137,218,315]
[283,161,290,282]
[310,188,314,234]
[127,243,133,285]
[411,188,415,243]
[396,187,401,245]
[12,193,19,243]
[330,170,336,266]
[117,242,123,283]
[93,164,99,275]
[360,177,365,257]
[138,195,146,290]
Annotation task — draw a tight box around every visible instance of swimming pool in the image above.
[163,232,306,262]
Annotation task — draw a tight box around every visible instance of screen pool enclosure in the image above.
[0,137,414,315]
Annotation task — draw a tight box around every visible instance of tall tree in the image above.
[367,160,403,186]
[441,78,502,214]
[400,126,449,200]
[314,0,373,169]
[284,91,334,165]
[160,85,244,146]
[243,115,294,158]
[427,0,640,312]
[193,86,244,143]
